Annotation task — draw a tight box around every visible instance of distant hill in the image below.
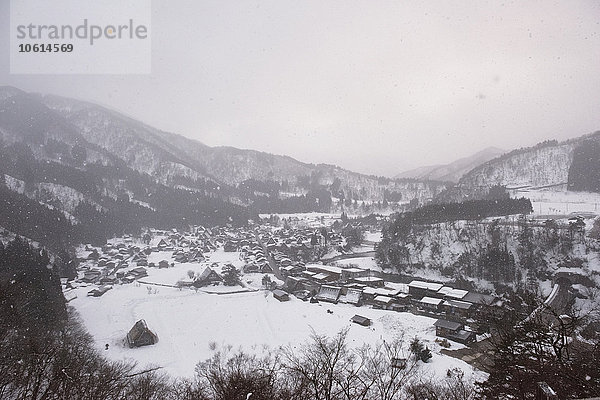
[39,92,449,205]
[434,133,600,202]
[395,147,505,183]
[0,86,452,247]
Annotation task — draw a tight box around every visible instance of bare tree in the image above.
[360,336,417,400]
[195,349,288,400]
[282,328,356,400]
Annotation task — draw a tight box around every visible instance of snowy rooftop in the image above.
[443,288,469,299]
[306,264,343,274]
[342,267,367,273]
[420,296,443,306]
[408,280,444,291]
[339,289,361,304]
[373,295,393,303]
[313,272,333,281]
[363,287,395,296]
[443,299,473,310]
[354,276,383,283]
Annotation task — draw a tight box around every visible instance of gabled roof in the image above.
[433,319,462,331]
[443,299,473,310]
[127,319,158,345]
[444,288,469,299]
[373,295,393,304]
[462,291,496,305]
[315,285,341,301]
[420,296,443,306]
[313,272,333,281]
[197,266,221,282]
[355,276,383,283]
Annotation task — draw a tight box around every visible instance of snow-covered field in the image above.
[514,188,600,216]
[70,287,485,381]
[333,256,381,272]
[70,225,489,384]
[70,256,485,383]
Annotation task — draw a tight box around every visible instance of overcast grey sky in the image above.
[2,0,600,177]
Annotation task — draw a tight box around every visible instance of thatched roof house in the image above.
[126,319,158,348]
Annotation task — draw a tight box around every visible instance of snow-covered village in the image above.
[3,1,600,399]
[56,189,600,397]
[66,216,489,380]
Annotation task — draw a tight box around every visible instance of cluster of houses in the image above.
[277,263,500,344]
[76,223,339,297]
[72,222,499,347]
[240,242,273,273]
[75,227,236,296]
[232,225,351,275]
[258,225,345,260]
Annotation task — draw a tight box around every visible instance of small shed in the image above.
[126,319,159,348]
[273,289,290,302]
[351,314,371,327]
[87,285,112,297]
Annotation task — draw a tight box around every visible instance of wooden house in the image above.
[99,275,118,285]
[315,285,342,303]
[126,319,159,348]
[418,296,444,312]
[373,295,394,310]
[312,272,338,284]
[338,288,362,306]
[442,299,473,319]
[354,276,384,288]
[81,270,101,283]
[193,267,222,287]
[408,280,444,299]
[129,267,148,279]
[433,319,476,344]
[340,267,368,281]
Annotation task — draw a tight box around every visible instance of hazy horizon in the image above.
[2,0,600,177]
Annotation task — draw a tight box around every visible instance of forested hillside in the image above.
[432,133,600,203]
[375,198,599,292]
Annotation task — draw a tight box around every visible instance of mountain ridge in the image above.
[0,86,451,248]
[395,146,505,183]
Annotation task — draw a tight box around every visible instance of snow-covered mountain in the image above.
[0,87,449,204]
[0,85,452,241]
[458,141,575,189]
[430,133,600,202]
[395,147,505,183]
